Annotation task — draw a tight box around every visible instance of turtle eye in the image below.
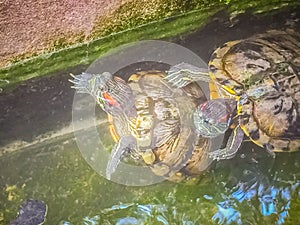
[94,76,108,91]
[97,84,108,93]
[203,118,210,124]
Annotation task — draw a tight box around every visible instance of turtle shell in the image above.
[208,30,300,152]
[108,70,212,181]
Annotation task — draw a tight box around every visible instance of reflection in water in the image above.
[212,156,300,225]
[210,148,300,225]
[59,199,199,224]
[1,137,299,224]
[212,201,241,225]
[61,215,100,225]
[66,148,299,225]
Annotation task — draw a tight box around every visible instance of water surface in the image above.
[1,6,300,225]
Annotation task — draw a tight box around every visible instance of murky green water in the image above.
[1,5,300,225]
[1,134,300,224]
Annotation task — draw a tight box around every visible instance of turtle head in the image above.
[193,99,235,138]
[70,72,135,116]
[70,72,112,92]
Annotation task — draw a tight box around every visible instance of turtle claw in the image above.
[209,126,244,161]
[165,62,210,88]
[264,143,276,158]
[209,148,236,161]
[69,72,95,93]
[106,135,137,180]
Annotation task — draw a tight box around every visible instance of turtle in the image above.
[9,199,47,225]
[70,69,213,181]
[165,29,300,160]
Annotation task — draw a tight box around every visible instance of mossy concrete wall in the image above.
[0,0,123,67]
[0,0,299,92]
[0,0,214,67]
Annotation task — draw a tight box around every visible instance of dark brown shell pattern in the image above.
[111,71,213,181]
[209,30,300,152]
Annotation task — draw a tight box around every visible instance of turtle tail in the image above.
[69,73,95,93]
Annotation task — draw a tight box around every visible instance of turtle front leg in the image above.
[106,135,137,180]
[165,62,211,88]
[69,73,95,94]
[209,125,244,160]
[264,143,276,158]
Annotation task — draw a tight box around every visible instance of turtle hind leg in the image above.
[165,62,210,88]
[106,135,137,180]
[209,126,244,161]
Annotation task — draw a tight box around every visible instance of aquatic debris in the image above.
[116,216,139,225]
[83,215,100,225]
[9,199,47,225]
[212,200,242,225]
[101,203,136,213]
[203,194,213,200]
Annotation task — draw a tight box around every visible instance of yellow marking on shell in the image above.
[176,172,183,177]
[171,136,180,153]
[135,116,141,128]
[209,40,242,97]
[169,172,187,182]
[238,100,264,149]
[209,67,236,97]
[266,122,276,136]
[221,84,237,95]
[108,113,114,123]
[141,150,156,165]
[236,96,242,115]
[208,81,220,100]
[129,118,139,139]
[237,98,252,141]
[128,73,140,82]
[167,172,187,183]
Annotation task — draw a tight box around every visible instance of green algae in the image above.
[0,0,299,92]
[1,133,300,224]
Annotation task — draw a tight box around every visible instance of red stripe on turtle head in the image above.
[103,92,120,107]
[199,102,207,111]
